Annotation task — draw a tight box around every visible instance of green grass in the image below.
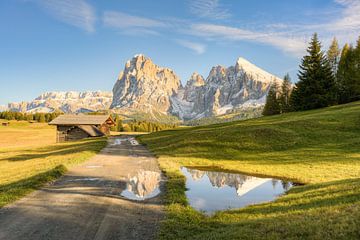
[139,101,360,239]
[0,122,107,207]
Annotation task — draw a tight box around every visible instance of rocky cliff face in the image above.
[111,54,181,115]
[8,91,112,113]
[171,57,283,120]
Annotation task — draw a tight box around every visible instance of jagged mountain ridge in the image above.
[171,57,283,120]
[6,54,283,122]
[8,91,113,113]
[110,54,282,120]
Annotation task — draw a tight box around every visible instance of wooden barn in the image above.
[49,115,115,142]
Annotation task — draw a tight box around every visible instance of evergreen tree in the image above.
[337,44,351,102]
[279,74,292,113]
[290,33,337,111]
[263,81,280,116]
[327,37,340,75]
[116,118,124,132]
[337,39,360,103]
[38,114,46,123]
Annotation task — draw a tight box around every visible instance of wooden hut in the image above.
[49,115,115,142]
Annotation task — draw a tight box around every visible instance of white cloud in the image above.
[176,40,206,54]
[36,0,96,32]
[189,24,307,56]
[103,11,166,35]
[326,0,360,42]
[188,0,231,20]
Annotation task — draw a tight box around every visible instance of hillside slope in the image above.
[139,102,360,239]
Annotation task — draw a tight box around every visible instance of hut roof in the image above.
[49,114,113,125]
[78,125,105,137]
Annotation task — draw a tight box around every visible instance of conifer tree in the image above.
[38,114,46,123]
[279,74,292,113]
[263,81,280,116]
[337,44,352,103]
[327,37,340,75]
[290,33,337,111]
[337,39,360,103]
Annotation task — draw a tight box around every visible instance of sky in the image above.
[1,0,360,105]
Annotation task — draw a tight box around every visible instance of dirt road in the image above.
[0,137,164,240]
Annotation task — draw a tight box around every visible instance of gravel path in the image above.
[0,136,164,240]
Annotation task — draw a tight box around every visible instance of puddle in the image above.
[121,170,161,200]
[181,167,294,214]
[111,139,123,145]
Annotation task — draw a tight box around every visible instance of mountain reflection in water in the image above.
[182,167,293,213]
[121,170,161,200]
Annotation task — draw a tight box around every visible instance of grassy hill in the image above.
[0,120,107,208]
[139,101,360,239]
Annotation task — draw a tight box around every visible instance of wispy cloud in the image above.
[188,0,231,20]
[176,40,206,54]
[326,0,360,42]
[103,11,166,35]
[189,24,307,56]
[36,0,96,32]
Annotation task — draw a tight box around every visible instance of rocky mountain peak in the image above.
[111,54,181,115]
[171,56,283,120]
[235,57,281,84]
[186,72,205,88]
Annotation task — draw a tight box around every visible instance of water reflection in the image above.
[121,170,161,200]
[182,167,293,214]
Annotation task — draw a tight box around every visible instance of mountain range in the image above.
[6,54,283,122]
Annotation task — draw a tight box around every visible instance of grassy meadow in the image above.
[0,120,107,207]
[139,101,360,239]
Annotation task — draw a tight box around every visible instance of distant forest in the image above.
[111,115,177,132]
[263,33,360,116]
[0,111,177,133]
[0,111,62,123]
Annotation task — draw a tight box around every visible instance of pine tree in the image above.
[263,81,280,116]
[327,37,340,75]
[290,33,337,111]
[279,74,292,113]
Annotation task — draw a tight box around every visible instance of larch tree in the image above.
[327,37,341,76]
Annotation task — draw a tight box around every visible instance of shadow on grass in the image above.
[1,138,106,162]
[0,165,67,208]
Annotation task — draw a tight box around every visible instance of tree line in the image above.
[0,111,62,123]
[263,33,360,115]
[110,116,177,132]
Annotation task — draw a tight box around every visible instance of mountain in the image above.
[6,54,283,122]
[8,91,112,113]
[171,57,283,120]
[111,54,282,121]
[111,54,181,118]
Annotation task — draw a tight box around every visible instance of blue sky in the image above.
[1,0,360,105]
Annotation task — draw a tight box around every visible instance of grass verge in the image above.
[139,101,360,239]
[0,136,107,208]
